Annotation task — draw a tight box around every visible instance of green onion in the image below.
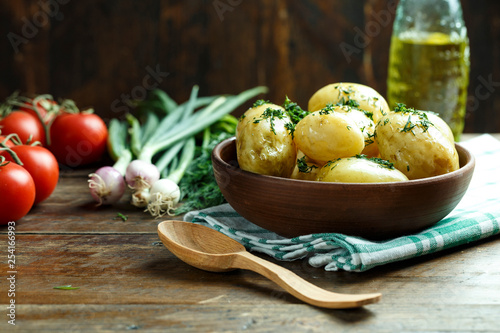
[107,119,132,175]
[53,285,80,290]
[139,112,159,145]
[99,85,268,216]
[114,212,128,221]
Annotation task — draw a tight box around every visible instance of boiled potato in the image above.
[375,108,459,180]
[236,103,296,177]
[308,82,390,123]
[317,156,409,183]
[424,111,455,144]
[290,150,322,181]
[294,108,365,165]
[334,105,379,157]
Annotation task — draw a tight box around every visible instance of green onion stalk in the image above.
[101,85,267,216]
[88,119,132,205]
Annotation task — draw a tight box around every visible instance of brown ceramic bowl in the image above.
[212,137,475,240]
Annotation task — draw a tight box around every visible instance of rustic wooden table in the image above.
[1,134,499,332]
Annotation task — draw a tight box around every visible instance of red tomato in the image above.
[3,145,59,204]
[0,161,36,224]
[0,111,46,145]
[49,112,108,167]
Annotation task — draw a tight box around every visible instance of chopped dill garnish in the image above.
[401,115,416,133]
[346,99,360,108]
[363,110,374,120]
[284,122,296,138]
[253,107,287,135]
[297,156,318,173]
[252,99,270,108]
[335,84,354,96]
[365,132,375,145]
[319,103,335,115]
[355,154,395,169]
[393,103,410,113]
[325,158,341,170]
[339,98,360,108]
[282,96,308,124]
[394,103,434,135]
[281,96,307,138]
[334,96,360,111]
[261,107,285,119]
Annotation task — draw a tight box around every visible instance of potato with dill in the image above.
[236,101,296,177]
[375,104,459,180]
[333,104,379,157]
[293,105,365,165]
[308,82,390,123]
[317,155,409,183]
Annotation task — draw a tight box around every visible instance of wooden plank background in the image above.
[1,0,499,133]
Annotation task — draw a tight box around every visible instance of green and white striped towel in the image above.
[184,134,500,272]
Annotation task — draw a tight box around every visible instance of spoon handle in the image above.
[232,251,381,309]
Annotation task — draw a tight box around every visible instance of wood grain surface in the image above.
[0,135,499,332]
[1,0,499,134]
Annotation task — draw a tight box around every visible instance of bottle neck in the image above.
[393,0,467,40]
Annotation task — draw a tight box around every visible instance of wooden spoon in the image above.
[157,220,381,309]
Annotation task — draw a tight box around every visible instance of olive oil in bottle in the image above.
[387,32,470,140]
[386,0,470,141]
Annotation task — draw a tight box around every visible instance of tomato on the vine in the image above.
[20,100,47,120]
[49,112,108,167]
[0,111,46,145]
[3,145,59,204]
[0,135,15,148]
[19,98,58,124]
[0,160,36,224]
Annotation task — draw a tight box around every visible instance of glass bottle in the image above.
[387,0,470,141]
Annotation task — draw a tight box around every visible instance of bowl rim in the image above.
[212,136,476,188]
